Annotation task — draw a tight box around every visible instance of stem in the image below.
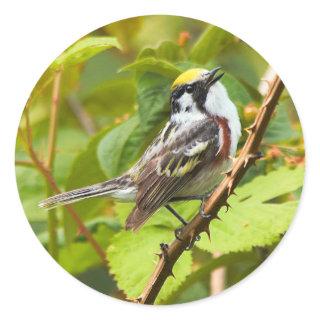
[47,71,62,169]
[46,70,62,260]
[210,251,225,295]
[138,74,284,304]
[21,88,107,265]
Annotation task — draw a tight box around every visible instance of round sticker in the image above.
[16,15,304,304]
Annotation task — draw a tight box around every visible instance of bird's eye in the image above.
[186,85,194,93]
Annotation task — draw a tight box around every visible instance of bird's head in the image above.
[170,67,239,125]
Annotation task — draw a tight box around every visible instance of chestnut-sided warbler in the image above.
[40,67,241,231]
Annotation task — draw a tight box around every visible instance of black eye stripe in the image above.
[171,86,185,100]
[192,82,208,112]
[171,81,210,114]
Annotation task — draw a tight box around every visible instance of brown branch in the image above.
[46,70,62,259]
[20,90,107,265]
[47,70,62,168]
[138,74,284,304]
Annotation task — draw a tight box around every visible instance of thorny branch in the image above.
[18,78,107,265]
[137,74,284,304]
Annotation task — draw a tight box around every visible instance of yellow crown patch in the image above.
[171,68,207,89]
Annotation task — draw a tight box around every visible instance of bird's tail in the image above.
[38,175,135,210]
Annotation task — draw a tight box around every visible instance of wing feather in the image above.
[125,119,220,230]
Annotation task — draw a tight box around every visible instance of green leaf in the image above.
[157,41,184,62]
[233,166,304,203]
[189,26,235,64]
[264,102,297,143]
[216,41,268,89]
[63,128,112,244]
[136,40,183,63]
[97,116,141,178]
[196,166,304,254]
[221,73,253,107]
[172,282,208,304]
[115,200,200,230]
[106,227,192,303]
[117,121,150,172]
[59,225,115,275]
[15,166,47,223]
[52,37,122,70]
[79,51,129,97]
[120,57,182,79]
[164,251,259,304]
[54,127,89,186]
[137,47,157,60]
[79,78,136,118]
[136,73,170,134]
[29,37,121,106]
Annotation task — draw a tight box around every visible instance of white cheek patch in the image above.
[178,93,193,108]
[171,93,206,123]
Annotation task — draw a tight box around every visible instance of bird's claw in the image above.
[174,227,183,241]
[174,226,201,251]
[185,234,201,250]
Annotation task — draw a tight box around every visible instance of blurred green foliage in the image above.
[15,16,304,304]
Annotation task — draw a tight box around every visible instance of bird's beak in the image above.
[205,67,224,88]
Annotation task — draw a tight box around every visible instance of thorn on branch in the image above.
[244,123,257,134]
[185,231,199,250]
[228,155,237,162]
[227,179,235,195]
[168,269,175,278]
[159,243,169,262]
[221,168,232,176]
[224,201,232,212]
[133,297,142,303]
[255,151,264,159]
[203,224,211,241]
[154,252,162,259]
[244,151,263,168]
[159,243,175,277]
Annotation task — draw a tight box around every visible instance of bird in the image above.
[39,67,241,233]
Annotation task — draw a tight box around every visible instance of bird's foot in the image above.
[185,233,201,250]
[174,226,183,241]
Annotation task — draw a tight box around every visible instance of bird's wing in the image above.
[125,119,220,230]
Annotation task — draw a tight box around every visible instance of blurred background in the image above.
[15,16,304,304]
